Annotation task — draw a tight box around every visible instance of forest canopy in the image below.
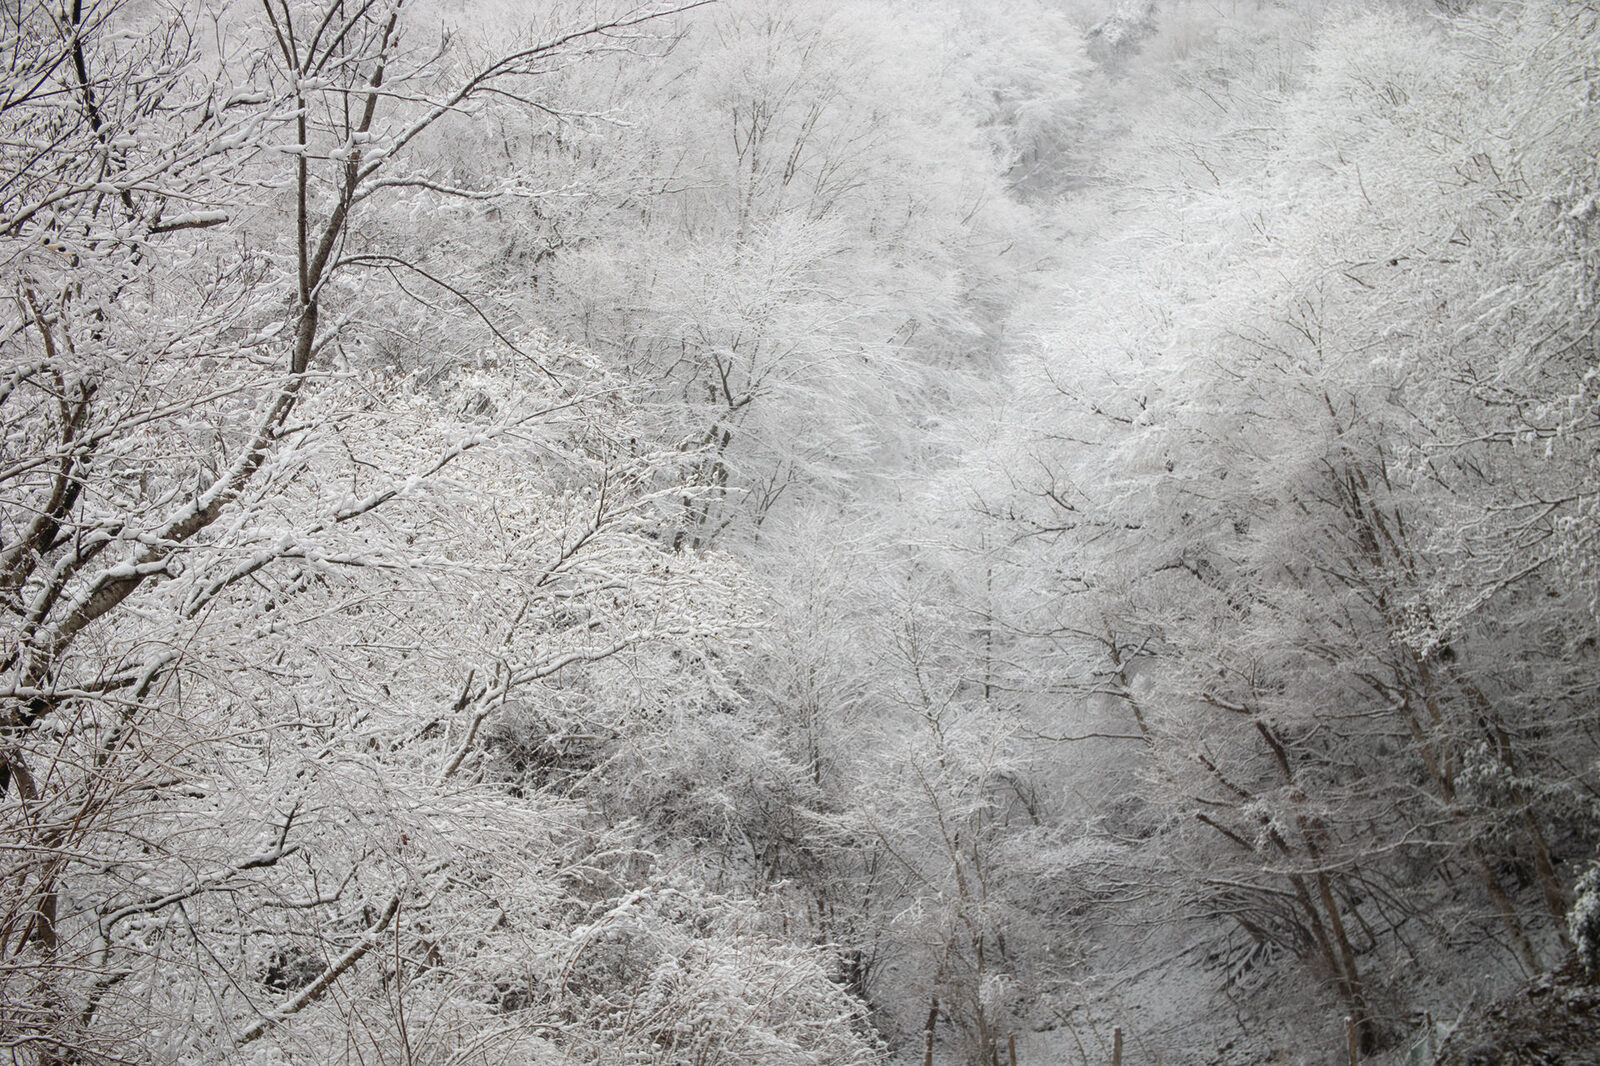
[1,1,1596,1064]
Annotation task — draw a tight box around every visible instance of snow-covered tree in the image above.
[0,2,812,1061]
[983,0,1600,1054]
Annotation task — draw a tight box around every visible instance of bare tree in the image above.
[0,1,734,1060]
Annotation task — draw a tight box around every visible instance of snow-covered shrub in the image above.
[1570,858,1600,978]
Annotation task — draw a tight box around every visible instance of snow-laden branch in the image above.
[234,890,403,1047]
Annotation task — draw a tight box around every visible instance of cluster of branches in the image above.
[0,2,894,1064]
[974,0,1600,1056]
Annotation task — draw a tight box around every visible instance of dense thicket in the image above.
[982,0,1600,1055]
[1,1,1595,1065]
